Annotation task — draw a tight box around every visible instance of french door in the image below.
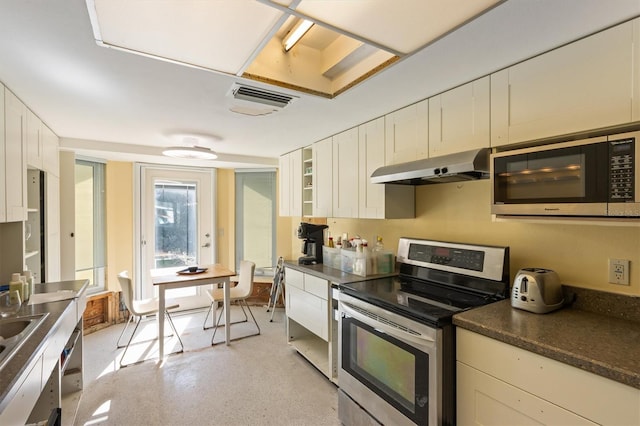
[137,165,215,310]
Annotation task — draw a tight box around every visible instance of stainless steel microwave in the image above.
[491,131,640,217]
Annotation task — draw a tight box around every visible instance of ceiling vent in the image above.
[227,83,298,116]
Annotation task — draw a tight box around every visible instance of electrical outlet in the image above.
[608,258,630,285]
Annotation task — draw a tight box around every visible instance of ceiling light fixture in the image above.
[162,146,218,160]
[282,19,314,52]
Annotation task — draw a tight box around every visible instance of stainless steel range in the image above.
[338,238,510,426]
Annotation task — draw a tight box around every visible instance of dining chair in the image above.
[202,260,260,345]
[116,271,184,367]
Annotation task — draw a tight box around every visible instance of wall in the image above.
[105,161,133,292]
[216,168,234,270]
[282,180,640,296]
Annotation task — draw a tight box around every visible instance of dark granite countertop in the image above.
[283,261,397,285]
[453,286,640,389]
[0,280,88,412]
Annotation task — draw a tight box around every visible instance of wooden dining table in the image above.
[150,264,236,359]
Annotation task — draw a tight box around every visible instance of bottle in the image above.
[327,237,335,248]
[23,270,34,301]
[20,275,28,301]
[375,236,384,251]
[9,273,24,303]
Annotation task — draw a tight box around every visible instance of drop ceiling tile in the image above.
[91,0,284,74]
[289,0,502,54]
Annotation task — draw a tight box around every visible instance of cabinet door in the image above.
[289,150,303,217]
[0,83,5,223]
[332,128,359,218]
[312,137,332,217]
[358,118,385,219]
[491,20,636,147]
[429,76,490,157]
[26,108,43,170]
[457,362,596,426]
[46,175,61,282]
[286,286,328,340]
[384,99,428,165]
[41,124,59,176]
[278,150,302,217]
[5,89,27,222]
[279,153,291,216]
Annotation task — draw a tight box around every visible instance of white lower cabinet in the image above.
[0,355,43,426]
[456,328,640,425]
[285,267,339,383]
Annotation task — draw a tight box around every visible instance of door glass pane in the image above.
[75,160,106,293]
[154,181,197,268]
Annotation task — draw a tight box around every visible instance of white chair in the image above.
[116,271,184,367]
[203,260,260,345]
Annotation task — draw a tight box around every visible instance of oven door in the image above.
[338,292,444,426]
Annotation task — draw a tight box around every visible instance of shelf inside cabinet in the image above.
[27,208,38,213]
[25,250,39,259]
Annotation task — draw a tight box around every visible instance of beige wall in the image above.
[216,168,235,270]
[281,180,640,296]
[105,161,133,292]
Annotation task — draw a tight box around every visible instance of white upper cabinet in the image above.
[312,137,333,217]
[491,19,639,147]
[46,174,61,282]
[4,89,27,222]
[429,76,490,156]
[0,83,5,223]
[384,99,428,164]
[41,124,59,176]
[358,118,385,219]
[278,149,302,217]
[332,128,359,218]
[26,108,43,170]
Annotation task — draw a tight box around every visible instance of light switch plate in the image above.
[608,258,630,285]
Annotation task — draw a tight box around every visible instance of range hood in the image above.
[371,148,490,185]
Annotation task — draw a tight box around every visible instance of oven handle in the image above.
[340,302,436,348]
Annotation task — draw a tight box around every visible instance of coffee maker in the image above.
[297,222,328,265]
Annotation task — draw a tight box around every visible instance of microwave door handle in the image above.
[340,302,435,347]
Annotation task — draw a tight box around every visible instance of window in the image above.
[235,170,276,273]
[75,160,106,293]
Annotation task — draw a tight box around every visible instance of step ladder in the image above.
[266,257,285,322]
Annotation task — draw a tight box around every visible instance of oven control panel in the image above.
[407,244,484,271]
[397,238,509,282]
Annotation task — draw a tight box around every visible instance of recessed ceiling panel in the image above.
[288,0,503,54]
[91,0,284,74]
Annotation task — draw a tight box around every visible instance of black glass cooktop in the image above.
[340,275,503,327]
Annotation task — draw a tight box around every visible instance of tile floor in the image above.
[72,305,340,426]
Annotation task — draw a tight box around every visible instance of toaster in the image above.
[511,268,564,314]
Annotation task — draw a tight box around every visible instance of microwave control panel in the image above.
[609,137,635,202]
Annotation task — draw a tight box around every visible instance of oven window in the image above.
[342,316,430,423]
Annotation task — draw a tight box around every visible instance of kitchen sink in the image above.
[0,313,48,371]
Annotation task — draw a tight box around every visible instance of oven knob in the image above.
[434,168,441,175]
[441,167,448,174]
[520,295,527,301]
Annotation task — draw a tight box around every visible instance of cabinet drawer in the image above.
[304,274,328,300]
[287,286,328,340]
[285,268,304,290]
